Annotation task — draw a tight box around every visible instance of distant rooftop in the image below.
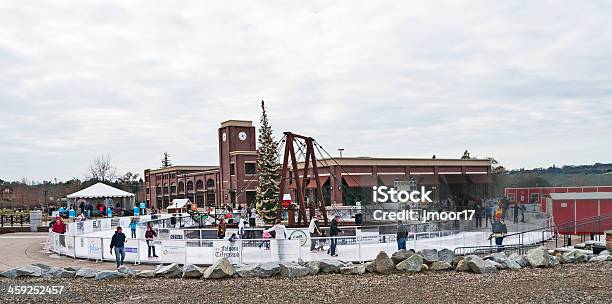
[220,120,253,128]
[146,165,219,174]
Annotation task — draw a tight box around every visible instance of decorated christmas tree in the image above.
[255,100,281,223]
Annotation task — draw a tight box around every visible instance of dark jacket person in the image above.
[110,227,127,268]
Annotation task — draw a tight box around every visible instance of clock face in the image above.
[222,132,227,142]
[238,131,247,141]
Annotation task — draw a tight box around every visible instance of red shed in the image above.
[547,192,612,234]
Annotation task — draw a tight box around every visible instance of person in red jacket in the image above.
[51,216,66,234]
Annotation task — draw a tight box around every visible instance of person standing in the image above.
[489,203,508,252]
[485,202,492,228]
[329,215,342,257]
[396,220,408,250]
[513,203,520,224]
[238,219,246,239]
[265,219,288,261]
[145,224,158,258]
[308,216,322,252]
[129,217,138,238]
[249,207,257,227]
[474,202,482,228]
[217,219,226,239]
[110,226,127,268]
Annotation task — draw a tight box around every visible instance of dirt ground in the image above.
[1,262,611,304]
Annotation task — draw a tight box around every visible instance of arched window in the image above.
[178,181,185,192]
[170,182,177,194]
[196,180,204,190]
[186,181,194,191]
[163,183,168,194]
[206,179,214,188]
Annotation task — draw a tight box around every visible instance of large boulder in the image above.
[437,249,455,264]
[50,267,76,278]
[31,263,52,272]
[452,256,464,269]
[76,267,98,278]
[429,261,452,271]
[1,266,43,278]
[396,254,423,273]
[527,247,550,268]
[417,249,439,264]
[95,270,123,280]
[466,255,497,274]
[364,262,374,273]
[136,270,156,278]
[202,258,236,279]
[374,251,395,273]
[306,261,320,275]
[319,259,345,274]
[484,252,521,269]
[589,255,612,262]
[455,259,470,272]
[574,250,592,263]
[340,264,367,275]
[155,263,183,278]
[182,264,204,279]
[508,253,529,267]
[64,266,82,272]
[280,262,309,278]
[391,250,414,265]
[117,266,137,277]
[548,256,560,267]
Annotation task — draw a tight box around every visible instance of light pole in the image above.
[338,148,344,158]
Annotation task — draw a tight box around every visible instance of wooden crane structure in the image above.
[276,132,329,226]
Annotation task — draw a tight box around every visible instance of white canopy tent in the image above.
[66,182,136,210]
[167,198,191,213]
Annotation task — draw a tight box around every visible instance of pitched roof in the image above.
[67,183,135,199]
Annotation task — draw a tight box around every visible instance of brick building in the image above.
[144,120,493,210]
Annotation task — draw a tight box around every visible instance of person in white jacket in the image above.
[265,219,288,261]
[308,216,321,251]
[265,219,287,239]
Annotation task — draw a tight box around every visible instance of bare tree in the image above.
[89,154,118,182]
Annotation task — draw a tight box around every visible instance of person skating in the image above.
[129,217,138,238]
[308,216,322,252]
[329,215,342,257]
[110,226,127,268]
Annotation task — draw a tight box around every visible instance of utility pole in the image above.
[338,148,344,158]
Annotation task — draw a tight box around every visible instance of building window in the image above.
[186,181,194,191]
[171,183,177,194]
[230,163,236,175]
[530,193,539,204]
[178,181,185,192]
[196,180,204,190]
[206,192,216,207]
[206,179,215,188]
[245,163,256,175]
[246,191,256,206]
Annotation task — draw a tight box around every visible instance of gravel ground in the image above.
[1,262,611,304]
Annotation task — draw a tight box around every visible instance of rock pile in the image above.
[2,246,611,281]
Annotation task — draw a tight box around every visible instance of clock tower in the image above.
[218,120,257,208]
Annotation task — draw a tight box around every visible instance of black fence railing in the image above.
[0,214,31,227]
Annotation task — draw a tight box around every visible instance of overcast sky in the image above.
[1,1,611,182]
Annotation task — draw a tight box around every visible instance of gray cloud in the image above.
[0,0,611,181]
